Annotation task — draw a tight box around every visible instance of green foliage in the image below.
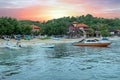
[0,17,32,35]
[19,20,42,27]
[21,25,32,35]
[33,31,40,36]
[0,14,120,36]
[0,17,20,35]
[88,28,94,36]
[100,30,110,37]
[40,14,120,36]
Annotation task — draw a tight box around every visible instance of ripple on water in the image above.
[0,41,120,80]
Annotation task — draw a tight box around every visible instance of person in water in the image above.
[16,41,22,47]
[5,37,10,45]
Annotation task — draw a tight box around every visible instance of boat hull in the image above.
[73,43,111,47]
[41,44,54,48]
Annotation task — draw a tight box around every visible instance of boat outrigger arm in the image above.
[80,28,86,38]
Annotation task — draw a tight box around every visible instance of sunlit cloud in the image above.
[103,8,120,12]
[0,0,120,21]
[0,0,41,8]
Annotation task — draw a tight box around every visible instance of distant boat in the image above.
[51,36,62,40]
[6,45,21,49]
[73,39,111,47]
[41,44,55,48]
[1,42,22,49]
[101,37,109,40]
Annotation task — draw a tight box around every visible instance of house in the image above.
[109,30,120,36]
[31,25,40,32]
[67,24,78,38]
[67,22,89,38]
[94,31,101,37]
[76,23,89,30]
[72,22,88,30]
[116,30,120,36]
[68,24,75,33]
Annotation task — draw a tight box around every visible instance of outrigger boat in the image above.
[6,45,21,49]
[73,39,111,47]
[41,44,55,48]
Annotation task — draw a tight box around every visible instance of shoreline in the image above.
[0,37,120,46]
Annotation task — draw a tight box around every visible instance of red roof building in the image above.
[67,22,89,38]
[72,22,89,30]
[76,23,89,30]
[31,25,40,31]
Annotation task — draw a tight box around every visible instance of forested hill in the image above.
[20,14,120,30]
[20,14,120,35]
[0,14,120,36]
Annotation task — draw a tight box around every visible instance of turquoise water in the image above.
[0,40,120,80]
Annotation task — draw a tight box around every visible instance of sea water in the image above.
[0,39,120,80]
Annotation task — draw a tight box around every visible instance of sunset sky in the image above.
[0,0,120,21]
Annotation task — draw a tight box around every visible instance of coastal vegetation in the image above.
[0,17,32,36]
[0,14,120,37]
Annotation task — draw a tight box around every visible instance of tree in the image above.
[100,30,110,37]
[0,17,32,36]
[1,14,120,37]
[88,28,94,37]
[0,17,20,35]
[21,25,32,35]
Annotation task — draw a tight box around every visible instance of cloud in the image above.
[0,0,120,21]
[0,0,40,8]
[0,0,61,8]
[103,8,120,13]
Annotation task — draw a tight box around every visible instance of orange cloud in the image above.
[57,0,84,4]
[11,5,52,21]
[0,0,120,21]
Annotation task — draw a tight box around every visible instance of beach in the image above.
[0,38,81,46]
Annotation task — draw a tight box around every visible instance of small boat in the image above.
[6,45,21,49]
[0,43,21,49]
[73,39,111,47]
[41,44,55,48]
[51,37,61,40]
[101,37,109,40]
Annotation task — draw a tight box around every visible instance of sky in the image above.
[0,0,120,21]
